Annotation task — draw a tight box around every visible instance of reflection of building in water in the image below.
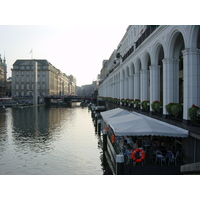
[0,109,8,150]
[12,59,77,97]
[11,107,49,137]
[11,107,71,139]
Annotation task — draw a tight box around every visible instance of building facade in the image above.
[67,75,76,95]
[98,25,200,168]
[99,25,200,122]
[0,54,7,97]
[12,59,71,97]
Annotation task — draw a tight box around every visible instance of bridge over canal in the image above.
[44,96,97,105]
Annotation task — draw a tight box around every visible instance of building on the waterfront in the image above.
[77,81,97,98]
[98,25,200,173]
[12,59,72,97]
[0,54,7,97]
[67,75,76,95]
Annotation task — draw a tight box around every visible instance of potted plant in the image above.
[171,103,183,118]
[165,103,174,115]
[134,99,140,109]
[141,100,150,111]
[129,99,134,108]
[120,98,124,106]
[155,101,163,113]
[188,104,200,123]
[151,101,158,113]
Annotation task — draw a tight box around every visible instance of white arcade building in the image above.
[98,25,200,173]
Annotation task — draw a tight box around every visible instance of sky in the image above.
[0,25,128,86]
[0,1,197,87]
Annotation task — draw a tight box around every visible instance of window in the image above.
[27,84,30,90]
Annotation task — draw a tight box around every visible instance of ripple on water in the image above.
[0,106,103,175]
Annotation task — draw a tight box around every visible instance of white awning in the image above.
[100,108,130,124]
[100,108,188,138]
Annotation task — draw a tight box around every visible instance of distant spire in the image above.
[3,55,6,65]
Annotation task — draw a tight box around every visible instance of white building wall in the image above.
[98,25,200,122]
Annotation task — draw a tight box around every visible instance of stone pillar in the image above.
[120,72,124,101]
[173,59,179,103]
[150,65,160,110]
[162,58,176,115]
[117,79,120,99]
[124,77,129,99]
[182,48,200,122]
[129,74,134,100]
[140,69,149,102]
[133,73,140,100]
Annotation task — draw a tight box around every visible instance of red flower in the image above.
[192,104,199,108]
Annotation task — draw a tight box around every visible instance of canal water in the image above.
[0,104,107,175]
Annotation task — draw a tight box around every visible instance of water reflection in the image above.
[0,106,104,175]
[0,109,8,156]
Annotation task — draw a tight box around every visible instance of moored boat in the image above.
[100,108,188,175]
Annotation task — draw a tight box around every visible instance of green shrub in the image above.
[151,101,162,113]
[165,103,174,115]
[141,101,150,111]
[155,102,163,113]
[134,99,140,108]
[171,103,183,118]
[188,104,200,123]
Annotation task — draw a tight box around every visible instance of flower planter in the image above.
[171,103,183,119]
[151,101,162,114]
[188,104,200,124]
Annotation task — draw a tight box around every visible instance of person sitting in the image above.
[125,136,133,146]
[159,142,167,156]
[132,139,138,150]
[123,140,131,151]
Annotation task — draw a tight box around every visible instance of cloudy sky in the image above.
[0,25,128,86]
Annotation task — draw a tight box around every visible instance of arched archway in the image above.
[141,52,151,101]
[121,69,126,99]
[182,26,200,121]
[129,62,135,99]
[154,43,165,102]
[171,32,185,104]
[165,30,185,104]
[124,66,130,99]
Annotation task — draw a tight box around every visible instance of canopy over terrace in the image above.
[100,108,130,124]
[100,108,188,138]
